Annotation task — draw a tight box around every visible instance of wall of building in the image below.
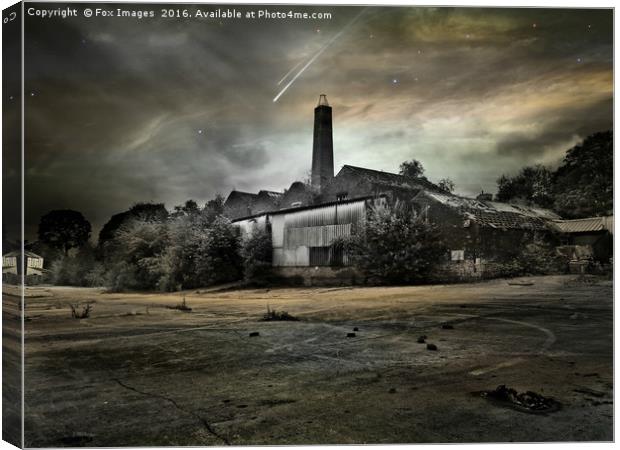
[271,199,369,267]
[271,266,363,286]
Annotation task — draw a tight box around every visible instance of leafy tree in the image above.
[104,220,170,291]
[438,178,455,193]
[241,226,273,284]
[194,216,243,286]
[171,199,200,218]
[495,131,612,218]
[553,131,612,218]
[203,194,225,225]
[399,159,425,179]
[98,202,168,248]
[48,242,102,286]
[37,210,91,255]
[342,202,445,284]
[496,165,554,208]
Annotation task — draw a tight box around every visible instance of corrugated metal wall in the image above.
[272,199,367,267]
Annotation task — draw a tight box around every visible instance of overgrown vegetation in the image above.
[242,227,273,284]
[341,202,446,284]
[494,233,566,277]
[496,131,612,218]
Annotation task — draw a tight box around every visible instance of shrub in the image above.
[242,227,273,284]
[342,202,446,284]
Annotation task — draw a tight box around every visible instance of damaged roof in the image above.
[417,190,561,231]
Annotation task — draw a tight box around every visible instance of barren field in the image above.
[13,275,613,446]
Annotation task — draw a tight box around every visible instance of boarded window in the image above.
[450,250,465,261]
[309,245,346,267]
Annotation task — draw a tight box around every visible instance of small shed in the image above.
[551,216,613,262]
[2,251,45,282]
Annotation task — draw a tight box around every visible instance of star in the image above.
[316,28,320,33]
[417,50,421,54]
[532,23,537,28]
[576,57,582,63]
[392,78,398,84]
[197,129,203,134]
[9,96,13,100]
[30,92,35,96]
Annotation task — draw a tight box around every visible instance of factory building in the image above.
[228,95,610,284]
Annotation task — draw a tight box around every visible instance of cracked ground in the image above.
[9,275,613,446]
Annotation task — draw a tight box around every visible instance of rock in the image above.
[347,332,356,338]
[441,323,454,330]
[249,331,260,337]
[389,388,397,394]
[353,327,359,332]
[426,343,438,351]
[417,336,426,344]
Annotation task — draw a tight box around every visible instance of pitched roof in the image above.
[551,216,613,234]
[224,190,258,204]
[417,190,560,231]
[337,165,440,191]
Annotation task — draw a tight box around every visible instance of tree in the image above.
[171,199,199,218]
[399,159,425,179]
[194,216,243,286]
[98,202,169,248]
[38,210,91,255]
[104,219,170,291]
[438,178,455,193]
[496,165,554,208]
[203,194,225,225]
[553,131,612,218]
[241,226,273,284]
[342,202,446,284]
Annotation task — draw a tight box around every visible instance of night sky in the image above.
[21,4,613,240]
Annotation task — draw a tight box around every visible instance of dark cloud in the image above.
[19,4,612,240]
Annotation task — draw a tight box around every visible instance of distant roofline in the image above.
[232,194,382,223]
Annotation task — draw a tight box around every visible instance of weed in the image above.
[70,303,92,319]
[262,305,298,321]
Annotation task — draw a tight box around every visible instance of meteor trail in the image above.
[277,59,305,86]
[273,8,367,103]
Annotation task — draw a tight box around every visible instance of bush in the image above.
[342,202,446,284]
[242,227,273,284]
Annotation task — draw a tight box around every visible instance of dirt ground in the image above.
[11,275,613,446]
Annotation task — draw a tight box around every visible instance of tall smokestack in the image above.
[311,94,334,191]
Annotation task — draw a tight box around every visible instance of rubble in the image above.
[481,385,560,413]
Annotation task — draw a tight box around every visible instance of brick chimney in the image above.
[311,94,334,191]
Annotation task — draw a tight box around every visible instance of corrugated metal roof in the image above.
[551,217,613,234]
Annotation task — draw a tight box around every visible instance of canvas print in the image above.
[2,1,614,447]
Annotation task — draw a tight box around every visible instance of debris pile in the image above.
[481,385,560,413]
